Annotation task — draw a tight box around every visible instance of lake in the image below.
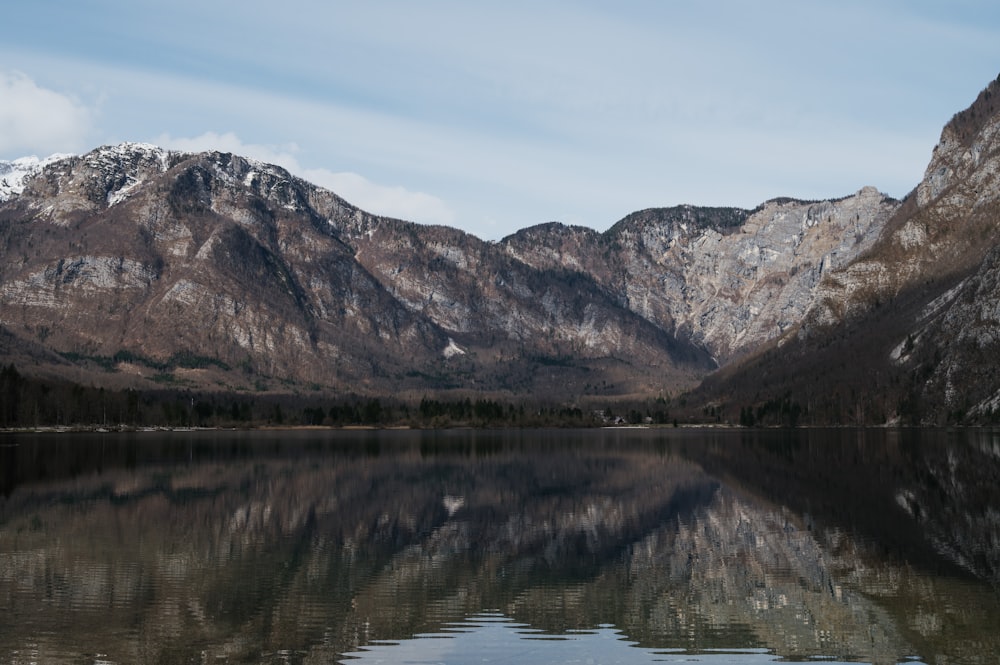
[1,427,998,664]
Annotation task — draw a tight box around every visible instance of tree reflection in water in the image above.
[0,428,997,664]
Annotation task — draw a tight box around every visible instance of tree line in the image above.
[0,363,677,429]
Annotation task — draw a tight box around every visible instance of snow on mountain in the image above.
[0,153,74,201]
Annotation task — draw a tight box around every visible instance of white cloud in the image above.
[155,131,455,226]
[154,131,299,168]
[303,169,456,226]
[0,71,92,157]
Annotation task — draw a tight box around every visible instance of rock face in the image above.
[1,145,453,392]
[881,79,1000,421]
[902,244,1000,419]
[503,190,897,362]
[0,139,893,398]
[803,79,1000,333]
[695,74,1000,424]
[0,144,714,397]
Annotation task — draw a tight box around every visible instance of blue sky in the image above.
[2,1,999,239]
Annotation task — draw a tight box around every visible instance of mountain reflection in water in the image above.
[1,428,998,664]
[341,613,785,664]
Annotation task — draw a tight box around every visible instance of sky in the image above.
[2,2,999,240]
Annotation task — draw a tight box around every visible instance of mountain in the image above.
[694,74,1000,425]
[502,188,897,363]
[2,73,1000,423]
[0,141,893,404]
[0,144,713,400]
[0,153,71,202]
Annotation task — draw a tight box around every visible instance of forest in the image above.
[0,363,677,429]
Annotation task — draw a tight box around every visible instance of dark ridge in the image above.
[501,221,600,244]
[749,190,898,216]
[757,196,823,207]
[606,205,750,237]
[944,73,1000,148]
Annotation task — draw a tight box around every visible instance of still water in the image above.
[1,428,999,664]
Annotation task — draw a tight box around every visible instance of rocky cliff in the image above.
[0,146,452,393]
[694,74,1000,424]
[503,188,897,362]
[0,144,715,398]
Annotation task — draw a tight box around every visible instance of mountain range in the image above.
[2,74,999,425]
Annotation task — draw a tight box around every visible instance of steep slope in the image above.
[503,189,898,362]
[340,219,712,392]
[0,154,71,202]
[0,145,450,392]
[899,243,1000,421]
[695,74,1000,424]
[0,144,712,398]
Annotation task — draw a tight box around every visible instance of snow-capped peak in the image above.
[89,142,168,162]
[0,153,74,202]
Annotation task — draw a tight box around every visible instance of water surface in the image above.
[1,427,998,664]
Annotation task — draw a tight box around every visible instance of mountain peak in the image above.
[88,141,170,160]
[942,73,1000,149]
[0,152,74,202]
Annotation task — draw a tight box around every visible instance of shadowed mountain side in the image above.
[691,74,1000,425]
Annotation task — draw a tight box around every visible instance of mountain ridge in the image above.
[693,74,1000,424]
[3,74,1000,423]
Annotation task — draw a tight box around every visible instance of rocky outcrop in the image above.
[0,154,71,202]
[888,243,1000,420]
[500,190,898,363]
[684,75,1000,425]
[804,76,1000,333]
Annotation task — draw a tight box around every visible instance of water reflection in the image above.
[342,613,799,665]
[0,428,997,664]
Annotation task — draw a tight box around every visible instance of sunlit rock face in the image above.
[883,82,1000,419]
[805,77,1000,332]
[501,189,898,362]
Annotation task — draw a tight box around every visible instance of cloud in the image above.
[0,71,92,157]
[6,0,996,240]
[153,131,298,168]
[303,170,456,226]
[155,131,455,225]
